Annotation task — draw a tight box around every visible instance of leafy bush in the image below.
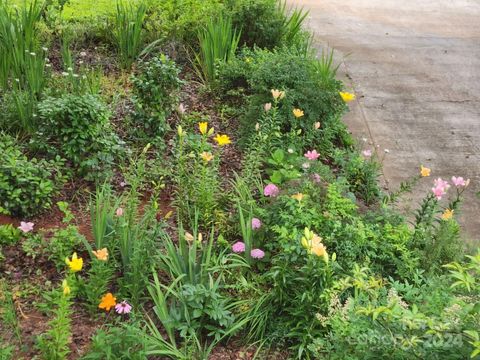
[224,0,284,49]
[131,55,183,140]
[224,0,309,50]
[218,47,347,151]
[0,133,64,217]
[35,94,124,180]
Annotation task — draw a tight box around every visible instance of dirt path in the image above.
[289,0,480,243]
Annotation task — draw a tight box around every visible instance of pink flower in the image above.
[451,176,466,187]
[304,150,320,161]
[116,208,124,217]
[18,221,34,233]
[115,301,132,314]
[434,178,450,190]
[362,149,372,157]
[264,183,279,197]
[432,186,446,200]
[250,249,265,259]
[312,173,321,183]
[232,241,246,253]
[251,218,262,230]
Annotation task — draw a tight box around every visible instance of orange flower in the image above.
[92,248,108,261]
[441,209,454,221]
[99,293,116,311]
[420,165,431,177]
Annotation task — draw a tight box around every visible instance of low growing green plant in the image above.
[0,133,65,217]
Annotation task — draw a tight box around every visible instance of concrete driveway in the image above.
[288,0,480,242]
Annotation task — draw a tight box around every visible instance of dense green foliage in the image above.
[0,1,478,360]
[35,94,123,180]
[0,133,64,216]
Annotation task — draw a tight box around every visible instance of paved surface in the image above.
[288,0,480,243]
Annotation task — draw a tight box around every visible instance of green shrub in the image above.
[224,0,284,49]
[218,47,347,150]
[0,133,64,217]
[35,94,124,180]
[131,55,183,141]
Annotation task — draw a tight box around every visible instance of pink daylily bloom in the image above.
[18,221,34,233]
[304,150,320,161]
[451,176,466,187]
[432,185,447,200]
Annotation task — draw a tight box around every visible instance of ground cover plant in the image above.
[0,0,479,359]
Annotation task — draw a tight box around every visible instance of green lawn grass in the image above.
[8,0,142,19]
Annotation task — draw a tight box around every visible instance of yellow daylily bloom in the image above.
[420,165,431,177]
[200,151,214,162]
[271,89,285,100]
[292,108,304,118]
[301,228,328,262]
[92,248,109,261]
[62,279,71,296]
[198,122,208,135]
[291,192,304,202]
[339,91,356,102]
[441,209,454,221]
[65,252,83,272]
[214,134,231,146]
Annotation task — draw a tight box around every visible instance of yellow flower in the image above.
[339,91,356,102]
[314,122,321,129]
[271,89,285,100]
[92,248,108,261]
[200,151,214,162]
[62,279,71,296]
[420,165,431,177]
[198,122,208,135]
[292,108,304,118]
[65,252,83,272]
[441,209,454,221]
[99,293,116,311]
[214,134,231,146]
[301,228,328,261]
[291,192,304,202]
